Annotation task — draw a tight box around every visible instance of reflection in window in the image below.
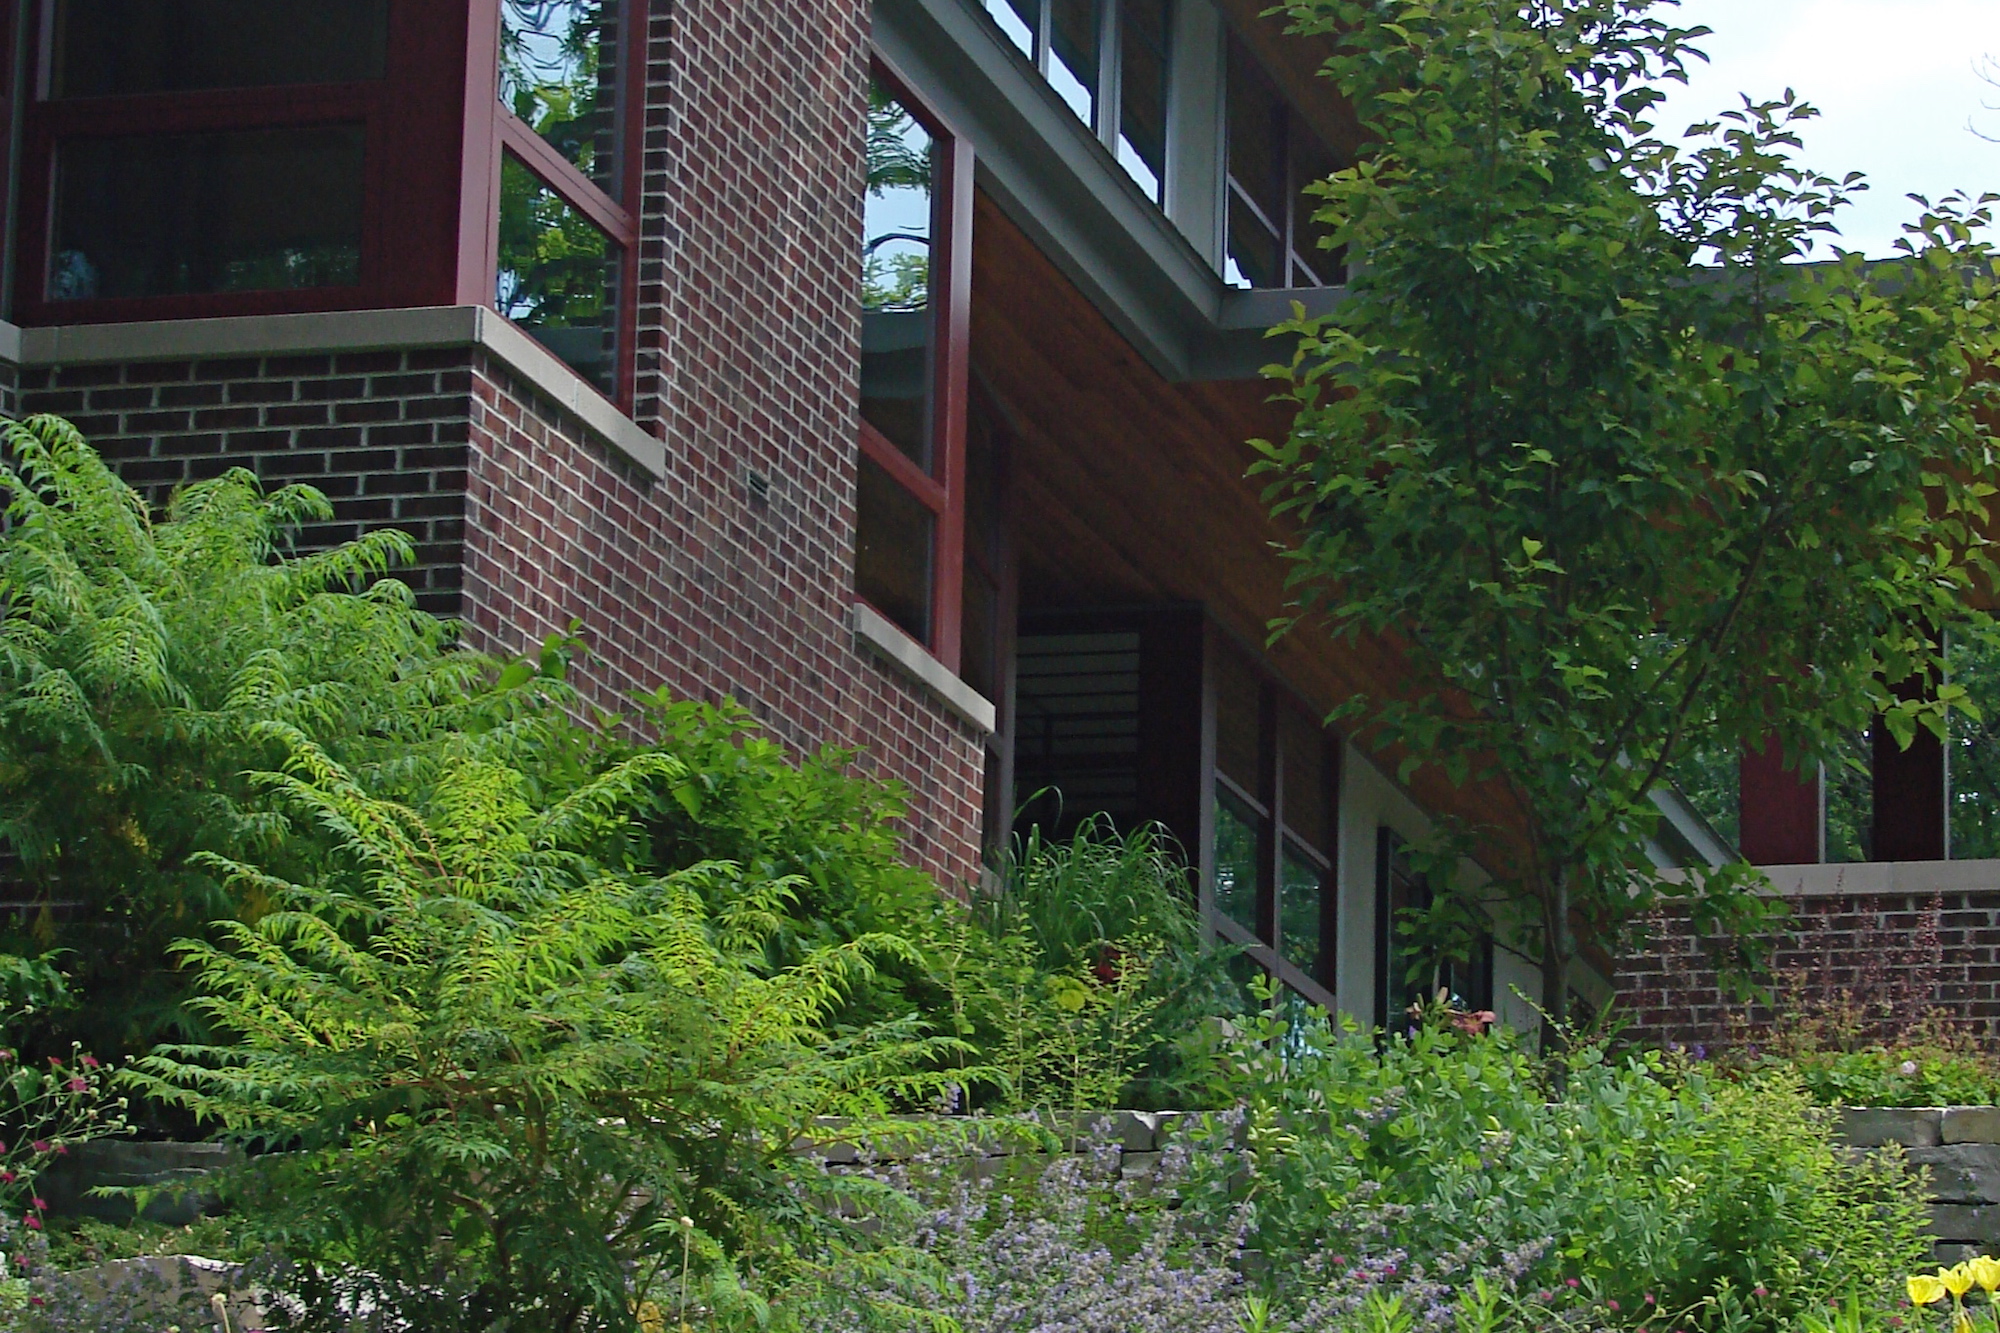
[862,83,936,467]
[1225,37,1344,290]
[1280,844,1323,978]
[52,0,388,98]
[499,0,628,197]
[1213,788,1262,938]
[979,0,1170,205]
[856,454,935,643]
[496,154,621,396]
[1951,634,2000,859]
[52,127,364,301]
[1117,0,1170,201]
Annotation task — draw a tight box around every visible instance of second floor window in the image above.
[1225,35,1342,290]
[981,0,1171,205]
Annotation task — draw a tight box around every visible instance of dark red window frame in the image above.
[859,52,973,676]
[9,0,646,411]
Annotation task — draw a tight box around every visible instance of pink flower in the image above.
[1754,1288,1768,1298]
[29,1141,49,1154]
[1645,1294,1657,1305]
[30,1198,45,1211]
[66,1078,86,1093]
[24,1215,41,1230]
[1566,1278,1581,1289]
[1609,1300,1621,1311]
[2,1173,17,1185]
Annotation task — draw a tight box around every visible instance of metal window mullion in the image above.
[1097,0,1118,151]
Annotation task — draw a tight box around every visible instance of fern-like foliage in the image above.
[0,415,561,1054]
[126,730,975,1332]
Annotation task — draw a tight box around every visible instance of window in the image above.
[15,0,649,412]
[980,0,1171,204]
[858,63,972,671]
[1207,642,1338,1006]
[493,0,643,405]
[1374,831,1494,1029]
[1225,36,1342,290]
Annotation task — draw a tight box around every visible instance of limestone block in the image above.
[1945,1108,2000,1144]
[1928,1204,2000,1244]
[1909,1146,2000,1203]
[1840,1107,1943,1148]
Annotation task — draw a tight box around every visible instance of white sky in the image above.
[1651,0,2000,258]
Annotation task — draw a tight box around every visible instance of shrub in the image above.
[1177,1001,1932,1333]
[0,414,562,1054]
[122,729,972,1332]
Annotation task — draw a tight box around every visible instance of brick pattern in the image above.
[460,351,986,886]
[1617,886,2000,1051]
[17,352,473,613]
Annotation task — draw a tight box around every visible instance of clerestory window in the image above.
[980,0,1172,205]
[1224,34,1342,290]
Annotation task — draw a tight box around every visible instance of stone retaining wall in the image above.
[1841,1107,2000,1258]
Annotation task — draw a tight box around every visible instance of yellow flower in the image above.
[1957,1313,1976,1333]
[1944,1265,1976,1299]
[1912,1274,1949,1306]
[634,1301,666,1333]
[1971,1255,2000,1293]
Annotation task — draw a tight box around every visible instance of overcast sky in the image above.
[1649,0,2000,257]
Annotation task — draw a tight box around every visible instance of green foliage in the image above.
[1256,0,2000,1028]
[123,728,971,1332]
[1777,1045,2000,1108]
[1181,1002,1932,1333]
[0,414,562,1054]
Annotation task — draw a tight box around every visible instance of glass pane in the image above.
[497,154,622,397]
[1290,126,1343,287]
[1117,0,1170,203]
[52,0,388,97]
[863,82,935,468]
[1951,633,2000,859]
[1226,189,1282,291]
[1214,645,1264,794]
[1383,842,1432,1018]
[985,0,1039,57]
[1280,843,1324,981]
[52,127,364,301]
[1824,729,1873,862]
[1226,39,1287,230]
[961,569,999,705]
[1213,786,1263,938]
[856,454,934,644]
[1281,705,1330,856]
[500,0,627,198]
[1048,0,1100,127]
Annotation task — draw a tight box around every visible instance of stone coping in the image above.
[851,602,997,735]
[0,308,667,481]
[1840,1106,2000,1148]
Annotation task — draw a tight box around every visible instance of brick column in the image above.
[1739,736,1822,865]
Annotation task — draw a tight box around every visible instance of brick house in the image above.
[0,0,1985,1039]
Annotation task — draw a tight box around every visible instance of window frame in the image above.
[857,52,973,676]
[979,0,1171,205]
[9,0,648,413]
[1204,642,1341,1010]
[1373,828,1495,1028]
[1224,33,1338,291]
[482,0,647,410]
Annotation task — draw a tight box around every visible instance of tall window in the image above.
[859,63,973,672]
[494,0,644,404]
[980,0,1171,204]
[1374,831,1494,1028]
[1224,36,1342,290]
[1209,643,1339,1006]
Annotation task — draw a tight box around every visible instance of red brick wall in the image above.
[461,351,987,886]
[18,351,474,613]
[1617,890,2000,1051]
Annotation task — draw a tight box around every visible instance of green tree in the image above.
[1254,0,2000,1031]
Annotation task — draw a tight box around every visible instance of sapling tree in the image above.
[1255,0,2000,1031]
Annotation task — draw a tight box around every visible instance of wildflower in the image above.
[1902,1060,1920,1076]
[65,1078,86,1093]
[1609,1299,1621,1311]
[78,1055,98,1068]
[1754,1286,1769,1298]
[1944,1265,1975,1300]
[29,1142,47,1155]
[1969,1255,2000,1293]
[30,1199,44,1212]
[22,1217,39,1231]
[1566,1278,1581,1289]
[1912,1274,1949,1306]
[1645,1294,1657,1305]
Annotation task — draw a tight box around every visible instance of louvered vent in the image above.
[1013,630,1142,831]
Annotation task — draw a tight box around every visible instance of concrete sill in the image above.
[851,602,996,735]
